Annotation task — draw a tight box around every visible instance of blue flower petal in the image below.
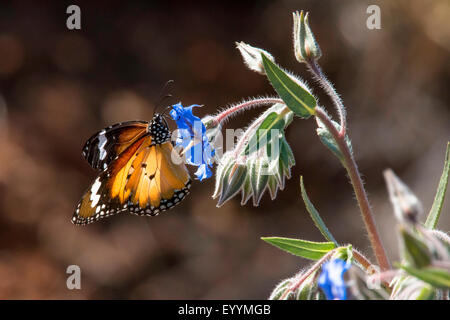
[186,142,204,166]
[194,163,213,181]
[174,128,192,149]
[170,103,214,181]
[318,259,350,300]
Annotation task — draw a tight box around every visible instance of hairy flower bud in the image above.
[212,104,295,207]
[390,275,436,300]
[383,169,423,224]
[269,278,292,300]
[236,41,275,75]
[293,11,322,63]
[294,271,323,300]
[270,270,324,300]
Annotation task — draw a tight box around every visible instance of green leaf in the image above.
[400,227,432,268]
[316,127,342,161]
[425,142,450,229]
[244,111,285,156]
[300,176,337,245]
[261,237,336,260]
[399,265,450,289]
[316,117,352,163]
[243,104,293,157]
[261,53,316,118]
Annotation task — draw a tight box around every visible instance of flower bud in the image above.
[293,11,322,63]
[390,275,436,300]
[212,104,295,207]
[214,153,248,207]
[383,169,423,224]
[269,278,292,300]
[270,270,323,300]
[294,271,322,300]
[235,41,274,75]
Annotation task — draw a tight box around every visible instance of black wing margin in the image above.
[82,121,148,171]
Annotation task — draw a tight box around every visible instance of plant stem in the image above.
[352,249,375,271]
[307,59,346,137]
[315,107,391,271]
[213,97,282,126]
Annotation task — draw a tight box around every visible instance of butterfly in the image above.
[72,114,191,225]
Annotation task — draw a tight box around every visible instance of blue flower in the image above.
[318,259,350,300]
[170,102,214,181]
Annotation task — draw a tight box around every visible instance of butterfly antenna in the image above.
[160,104,175,118]
[153,80,174,116]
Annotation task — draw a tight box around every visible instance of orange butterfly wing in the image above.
[73,135,191,225]
[82,121,149,171]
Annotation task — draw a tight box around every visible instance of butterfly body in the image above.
[73,114,191,225]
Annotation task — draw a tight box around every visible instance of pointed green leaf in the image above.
[261,53,316,118]
[300,176,337,245]
[283,138,296,166]
[279,139,292,170]
[400,227,432,268]
[399,265,450,289]
[243,104,291,156]
[261,237,336,260]
[316,117,352,163]
[316,126,343,161]
[425,142,450,229]
[245,112,284,156]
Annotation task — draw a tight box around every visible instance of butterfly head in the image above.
[149,113,171,144]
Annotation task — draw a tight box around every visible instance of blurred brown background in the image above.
[0,0,448,299]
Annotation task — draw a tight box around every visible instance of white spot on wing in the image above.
[90,177,102,208]
[98,130,107,160]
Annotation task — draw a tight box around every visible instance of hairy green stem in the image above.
[307,59,346,137]
[315,107,391,271]
[213,97,282,126]
[352,249,374,271]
